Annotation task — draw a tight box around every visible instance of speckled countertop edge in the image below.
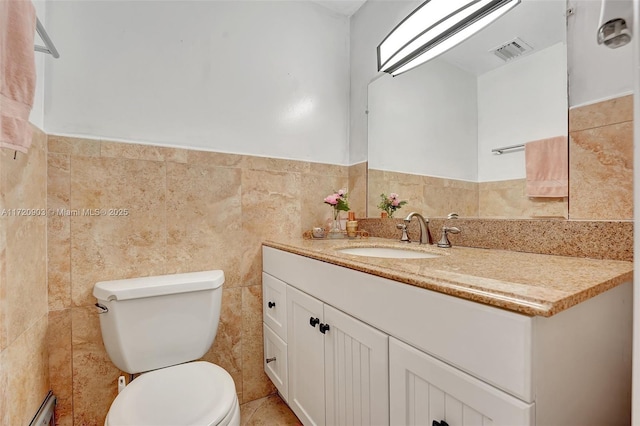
[263,238,633,317]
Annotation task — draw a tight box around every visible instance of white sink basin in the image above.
[337,247,440,259]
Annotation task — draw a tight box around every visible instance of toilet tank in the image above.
[93,270,224,374]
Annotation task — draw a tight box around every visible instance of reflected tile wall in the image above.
[348,162,367,218]
[369,170,569,220]
[368,169,479,218]
[47,136,350,424]
[0,126,49,425]
[478,179,568,219]
[569,95,634,220]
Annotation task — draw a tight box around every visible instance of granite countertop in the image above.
[263,237,633,317]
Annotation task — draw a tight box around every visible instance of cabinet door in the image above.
[324,305,389,426]
[287,286,325,426]
[263,273,287,341]
[389,338,533,426]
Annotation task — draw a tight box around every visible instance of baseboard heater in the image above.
[29,391,56,426]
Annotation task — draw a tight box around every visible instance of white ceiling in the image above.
[310,0,566,75]
[311,0,367,17]
[440,0,567,75]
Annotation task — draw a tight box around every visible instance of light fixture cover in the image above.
[378,0,520,76]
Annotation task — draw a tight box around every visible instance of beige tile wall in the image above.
[0,127,50,425]
[46,136,351,425]
[569,95,634,219]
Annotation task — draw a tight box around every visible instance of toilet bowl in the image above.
[93,270,239,426]
[105,362,240,426]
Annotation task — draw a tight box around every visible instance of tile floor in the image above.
[240,393,301,425]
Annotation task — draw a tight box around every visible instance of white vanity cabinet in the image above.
[263,246,632,426]
[389,337,532,425]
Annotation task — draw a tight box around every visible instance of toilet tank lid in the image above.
[93,270,224,301]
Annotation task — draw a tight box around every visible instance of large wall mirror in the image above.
[367,0,568,219]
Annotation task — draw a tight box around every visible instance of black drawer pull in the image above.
[319,323,330,334]
[268,301,276,308]
[310,317,320,327]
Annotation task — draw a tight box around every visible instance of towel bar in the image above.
[34,17,59,58]
[491,143,524,154]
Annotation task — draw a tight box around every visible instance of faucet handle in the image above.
[396,223,410,243]
[437,226,460,248]
[447,212,459,219]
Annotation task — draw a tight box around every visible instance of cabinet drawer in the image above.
[263,272,287,341]
[264,323,289,402]
[389,337,533,426]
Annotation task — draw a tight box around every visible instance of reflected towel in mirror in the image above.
[525,136,568,198]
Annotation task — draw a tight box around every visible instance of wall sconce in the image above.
[378,0,520,76]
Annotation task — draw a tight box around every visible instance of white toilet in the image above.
[93,270,240,426]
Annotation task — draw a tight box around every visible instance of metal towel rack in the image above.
[34,17,59,58]
[491,143,524,155]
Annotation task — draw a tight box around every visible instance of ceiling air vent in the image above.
[491,37,533,62]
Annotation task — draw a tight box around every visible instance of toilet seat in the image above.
[106,361,238,426]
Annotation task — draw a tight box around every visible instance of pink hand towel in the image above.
[525,136,568,198]
[0,0,37,154]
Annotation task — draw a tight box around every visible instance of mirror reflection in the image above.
[367,0,568,219]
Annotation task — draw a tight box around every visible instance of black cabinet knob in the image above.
[433,421,449,426]
[309,317,320,327]
[319,323,330,334]
[268,301,276,308]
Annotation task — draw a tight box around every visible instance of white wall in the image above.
[477,43,568,182]
[368,61,478,181]
[29,0,47,129]
[349,0,419,164]
[568,0,634,106]
[45,1,350,164]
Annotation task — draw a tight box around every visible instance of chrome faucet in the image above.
[400,212,432,245]
[437,226,461,248]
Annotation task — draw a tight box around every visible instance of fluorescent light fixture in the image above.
[378,0,520,76]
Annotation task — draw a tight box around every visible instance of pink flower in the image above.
[324,194,339,205]
[392,199,400,206]
[389,193,399,200]
[338,189,347,197]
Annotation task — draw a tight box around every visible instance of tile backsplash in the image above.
[358,217,632,262]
